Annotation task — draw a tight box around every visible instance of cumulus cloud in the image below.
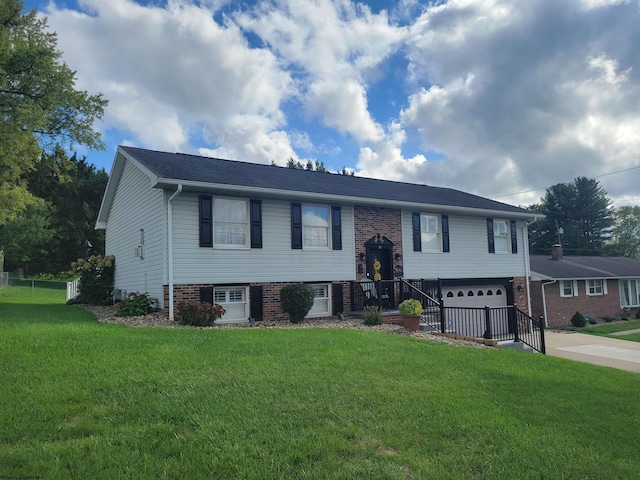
[40,0,640,206]
[400,0,640,205]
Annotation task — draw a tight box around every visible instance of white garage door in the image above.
[442,285,507,308]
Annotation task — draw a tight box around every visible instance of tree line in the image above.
[0,1,107,275]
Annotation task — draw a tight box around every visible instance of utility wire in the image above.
[492,164,640,199]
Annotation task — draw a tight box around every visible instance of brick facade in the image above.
[164,281,351,323]
[530,279,633,327]
[353,205,403,280]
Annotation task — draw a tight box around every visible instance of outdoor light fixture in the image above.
[358,252,366,261]
[517,285,524,292]
[394,253,402,261]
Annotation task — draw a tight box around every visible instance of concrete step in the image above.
[498,340,535,353]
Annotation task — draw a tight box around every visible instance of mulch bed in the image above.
[79,304,490,348]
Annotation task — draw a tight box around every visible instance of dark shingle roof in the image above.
[530,255,640,279]
[121,146,536,216]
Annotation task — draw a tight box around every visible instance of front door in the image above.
[366,248,392,281]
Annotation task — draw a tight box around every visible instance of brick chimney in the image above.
[551,244,563,261]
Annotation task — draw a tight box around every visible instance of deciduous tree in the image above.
[0,0,107,225]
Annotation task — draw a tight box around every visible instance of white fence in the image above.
[0,274,81,301]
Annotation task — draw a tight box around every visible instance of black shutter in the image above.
[331,206,342,250]
[412,212,421,252]
[199,196,213,247]
[510,219,518,254]
[332,283,344,315]
[199,286,213,304]
[441,214,450,252]
[250,199,262,248]
[487,218,495,253]
[291,203,302,249]
[250,285,263,322]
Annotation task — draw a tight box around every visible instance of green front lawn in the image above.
[1,297,639,478]
[581,319,640,342]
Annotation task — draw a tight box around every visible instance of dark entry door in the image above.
[366,248,392,281]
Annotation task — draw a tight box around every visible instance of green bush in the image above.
[71,255,115,305]
[602,315,616,323]
[176,301,226,326]
[636,309,640,320]
[116,292,156,317]
[363,306,383,326]
[398,298,423,316]
[280,283,315,323]
[570,311,586,328]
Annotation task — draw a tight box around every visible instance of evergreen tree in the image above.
[528,177,613,255]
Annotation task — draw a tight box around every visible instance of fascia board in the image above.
[153,178,542,220]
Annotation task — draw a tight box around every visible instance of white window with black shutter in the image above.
[412,213,449,253]
[199,196,262,249]
[291,203,341,250]
[487,218,518,254]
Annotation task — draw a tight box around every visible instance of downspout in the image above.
[523,219,537,316]
[167,184,182,320]
[541,280,557,328]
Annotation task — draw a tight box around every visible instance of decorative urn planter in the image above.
[398,299,423,332]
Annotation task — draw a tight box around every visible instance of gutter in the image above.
[167,184,183,320]
[541,279,557,328]
[152,178,542,220]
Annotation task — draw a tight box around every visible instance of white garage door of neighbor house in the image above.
[442,286,507,309]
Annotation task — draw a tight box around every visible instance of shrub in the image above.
[116,292,156,317]
[602,315,616,323]
[398,298,423,316]
[570,311,586,328]
[363,306,383,326]
[584,314,597,325]
[71,255,115,305]
[280,283,315,324]
[636,309,640,320]
[176,301,226,326]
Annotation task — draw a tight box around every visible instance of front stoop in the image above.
[498,340,535,353]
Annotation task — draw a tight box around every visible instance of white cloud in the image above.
[44,0,294,160]
[399,0,640,205]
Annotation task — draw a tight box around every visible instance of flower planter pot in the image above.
[402,314,421,332]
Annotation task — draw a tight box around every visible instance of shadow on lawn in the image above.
[0,303,97,325]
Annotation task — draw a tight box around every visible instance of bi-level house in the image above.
[96,146,541,324]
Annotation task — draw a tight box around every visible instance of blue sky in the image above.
[26,0,640,206]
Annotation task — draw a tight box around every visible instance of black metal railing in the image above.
[349,278,546,354]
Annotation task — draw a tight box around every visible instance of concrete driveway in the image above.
[545,330,640,373]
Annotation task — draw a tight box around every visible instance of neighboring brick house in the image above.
[96,146,540,323]
[530,245,640,327]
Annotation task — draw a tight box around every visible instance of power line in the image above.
[492,164,640,199]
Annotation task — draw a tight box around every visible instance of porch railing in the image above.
[349,279,545,354]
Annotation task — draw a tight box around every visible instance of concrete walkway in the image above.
[545,330,640,373]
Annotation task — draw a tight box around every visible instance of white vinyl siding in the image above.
[560,280,578,298]
[420,214,441,252]
[302,205,330,249]
[402,212,526,279]
[307,284,331,317]
[104,159,165,307]
[213,198,248,248]
[214,286,248,323]
[620,279,640,307]
[171,195,355,284]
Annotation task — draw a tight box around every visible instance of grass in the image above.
[2,287,640,478]
[581,319,640,342]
